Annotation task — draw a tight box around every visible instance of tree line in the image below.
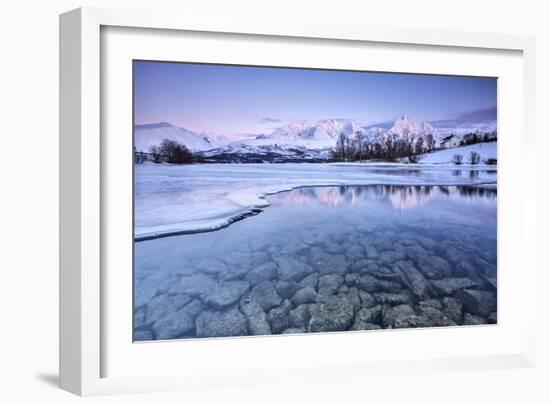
[134,139,203,164]
[331,131,437,163]
[462,130,497,146]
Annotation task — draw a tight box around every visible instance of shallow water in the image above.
[134,184,497,341]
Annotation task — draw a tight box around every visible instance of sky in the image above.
[134,61,497,139]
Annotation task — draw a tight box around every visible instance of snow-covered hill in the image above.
[419,142,497,164]
[134,122,229,152]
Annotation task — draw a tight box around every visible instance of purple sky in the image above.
[134,61,497,138]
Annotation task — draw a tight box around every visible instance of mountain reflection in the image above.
[273,184,497,211]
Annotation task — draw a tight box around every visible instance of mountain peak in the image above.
[385,115,440,141]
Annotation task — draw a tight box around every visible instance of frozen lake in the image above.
[134,183,497,341]
[134,162,497,240]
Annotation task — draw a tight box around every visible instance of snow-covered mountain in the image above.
[202,143,331,163]
[200,117,439,162]
[379,115,441,144]
[135,115,495,162]
[134,122,229,152]
[252,119,369,149]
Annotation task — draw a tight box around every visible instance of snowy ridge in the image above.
[134,122,229,152]
[202,117,441,161]
[135,115,496,160]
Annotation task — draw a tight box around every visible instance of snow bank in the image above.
[135,162,497,240]
[419,142,497,164]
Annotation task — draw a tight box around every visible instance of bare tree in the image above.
[452,154,464,165]
[408,153,423,163]
[334,132,348,161]
[426,134,435,151]
[354,131,365,161]
[415,137,424,155]
[469,151,481,165]
[149,145,162,163]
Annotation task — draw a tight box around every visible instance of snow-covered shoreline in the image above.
[135,162,497,241]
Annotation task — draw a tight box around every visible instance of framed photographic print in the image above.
[60,7,537,396]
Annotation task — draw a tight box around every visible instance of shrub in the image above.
[452,154,463,165]
[149,145,163,163]
[158,139,194,164]
[134,151,146,164]
[408,153,423,163]
[469,151,481,165]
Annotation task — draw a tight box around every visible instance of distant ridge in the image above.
[134,122,174,130]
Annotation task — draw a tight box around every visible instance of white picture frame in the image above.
[59,6,537,396]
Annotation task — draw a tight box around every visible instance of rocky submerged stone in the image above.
[202,281,250,309]
[351,305,382,330]
[134,280,159,308]
[382,304,419,328]
[441,297,463,324]
[338,284,349,294]
[343,287,362,312]
[299,273,319,289]
[273,280,301,300]
[344,273,359,287]
[240,300,272,335]
[169,273,216,297]
[356,274,379,293]
[309,247,349,275]
[134,309,146,329]
[145,293,192,325]
[308,295,355,333]
[417,300,457,327]
[244,262,277,285]
[274,256,315,282]
[395,260,430,298]
[152,300,203,340]
[222,251,253,271]
[292,286,318,305]
[195,307,248,338]
[417,255,453,280]
[463,312,487,325]
[288,304,312,329]
[318,274,345,295]
[430,277,477,296]
[404,245,430,264]
[267,299,293,333]
[374,291,414,306]
[346,244,367,265]
[194,257,228,276]
[244,281,282,311]
[365,246,379,259]
[482,275,497,290]
[378,250,406,266]
[455,289,496,317]
[453,261,478,280]
[283,328,305,334]
[134,330,154,341]
[358,289,377,308]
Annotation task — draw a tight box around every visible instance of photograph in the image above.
[132,61,498,341]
